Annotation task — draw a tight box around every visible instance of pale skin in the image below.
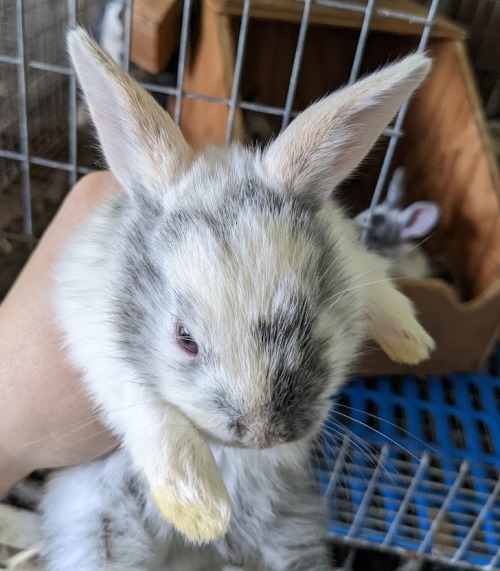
[0,172,118,496]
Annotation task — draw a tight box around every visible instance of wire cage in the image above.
[0,0,499,570]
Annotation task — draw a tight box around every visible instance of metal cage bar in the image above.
[68,0,78,187]
[382,452,430,547]
[417,461,469,555]
[14,0,32,235]
[225,0,252,143]
[348,0,376,85]
[324,434,351,500]
[347,445,389,538]
[173,0,193,125]
[280,0,312,131]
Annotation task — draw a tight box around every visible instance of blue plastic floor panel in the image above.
[317,346,500,569]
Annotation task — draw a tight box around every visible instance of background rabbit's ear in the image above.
[261,54,431,209]
[386,167,406,208]
[399,202,441,239]
[67,28,193,195]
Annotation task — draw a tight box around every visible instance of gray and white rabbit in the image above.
[354,167,441,280]
[41,28,434,571]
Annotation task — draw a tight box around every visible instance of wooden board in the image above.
[131,0,183,74]
[355,279,500,377]
[180,0,246,148]
[402,40,500,299]
[207,0,466,40]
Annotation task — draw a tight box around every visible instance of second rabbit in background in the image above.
[354,167,442,280]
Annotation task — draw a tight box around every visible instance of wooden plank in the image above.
[180,0,245,148]
[402,40,500,299]
[355,280,500,376]
[131,0,183,74]
[207,0,466,41]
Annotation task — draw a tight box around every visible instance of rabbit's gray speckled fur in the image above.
[41,28,434,570]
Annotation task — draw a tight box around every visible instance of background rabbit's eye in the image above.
[175,323,199,355]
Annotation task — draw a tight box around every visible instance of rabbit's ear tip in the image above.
[67,27,93,52]
[402,52,432,73]
[67,26,85,43]
[67,27,108,70]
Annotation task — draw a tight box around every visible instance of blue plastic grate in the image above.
[317,346,500,569]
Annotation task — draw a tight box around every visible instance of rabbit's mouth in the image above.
[197,426,300,450]
[218,437,293,450]
[199,418,324,450]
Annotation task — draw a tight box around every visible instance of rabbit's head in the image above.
[68,29,431,449]
[355,168,440,259]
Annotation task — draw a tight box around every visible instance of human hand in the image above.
[0,172,119,495]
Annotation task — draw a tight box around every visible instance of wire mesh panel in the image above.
[0,0,441,226]
[0,0,69,213]
[0,0,102,298]
[316,346,500,568]
[0,0,446,300]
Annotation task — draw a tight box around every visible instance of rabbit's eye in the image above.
[175,323,199,356]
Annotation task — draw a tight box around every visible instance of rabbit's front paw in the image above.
[368,288,435,365]
[148,436,232,544]
[151,483,231,544]
[375,318,435,365]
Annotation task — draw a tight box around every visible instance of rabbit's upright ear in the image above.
[67,28,193,195]
[262,55,431,208]
[399,202,441,239]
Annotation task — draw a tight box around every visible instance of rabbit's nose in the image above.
[234,418,292,449]
[254,432,287,449]
[247,428,287,449]
[231,419,247,438]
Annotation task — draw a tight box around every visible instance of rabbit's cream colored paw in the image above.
[372,318,435,364]
[150,484,231,544]
[367,285,435,365]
